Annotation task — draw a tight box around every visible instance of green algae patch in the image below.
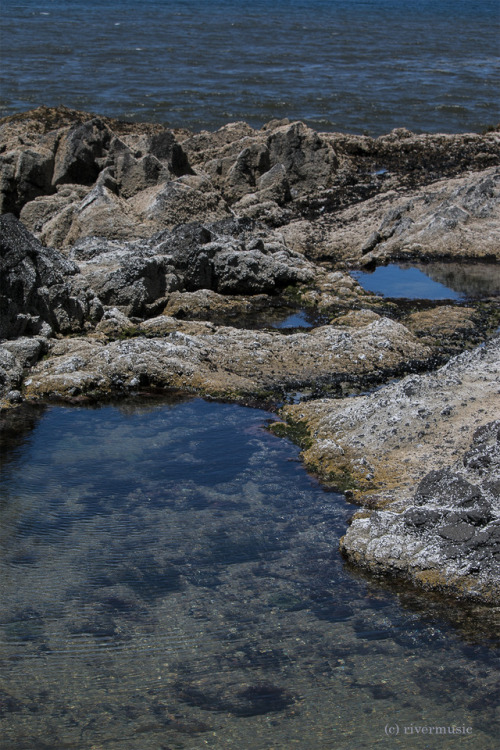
[282,283,313,306]
[316,463,360,494]
[268,419,313,451]
[282,284,304,304]
[269,418,362,494]
[117,326,141,340]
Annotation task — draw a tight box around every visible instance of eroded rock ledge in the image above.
[1,107,499,607]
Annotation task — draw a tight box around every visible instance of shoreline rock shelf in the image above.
[1,107,499,607]
[279,338,500,604]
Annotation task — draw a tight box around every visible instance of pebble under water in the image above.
[0,396,498,749]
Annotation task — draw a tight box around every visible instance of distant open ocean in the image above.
[1,0,499,135]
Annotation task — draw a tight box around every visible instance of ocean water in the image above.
[1,0,499,134]
[1,397,498,749]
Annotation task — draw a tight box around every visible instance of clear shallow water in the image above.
[0,397,499,749]
[351,263,500,300]
[1,0,499,134]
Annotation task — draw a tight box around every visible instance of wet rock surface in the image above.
[1,107,499,606]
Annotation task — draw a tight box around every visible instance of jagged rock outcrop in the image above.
[0,212,317,328]
[2,107,499,258]
[1,109,192,212]
[278,166,500,264]
[66,218,315,315]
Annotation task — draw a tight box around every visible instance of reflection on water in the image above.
[415,262,500,299]
[270,310,314,329]
[0,397,498,749]
[351,263,500,300]
[352,265,464,300]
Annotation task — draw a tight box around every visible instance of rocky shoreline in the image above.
[1,107,499,607]
[277,340,500,604]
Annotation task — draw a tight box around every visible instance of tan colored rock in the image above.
[181,121,256,167]
[330,309,383,327]
[405,306,476,342]
[129,175,231,229]
[19,184,89,243]
[23,314,431,403]
[163,289,270,323]
[291,167,500,265]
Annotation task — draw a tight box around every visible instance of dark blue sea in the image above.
[1,0,499,134]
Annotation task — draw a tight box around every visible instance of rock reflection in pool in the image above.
[352,264,470,300]
[0,397,498,749]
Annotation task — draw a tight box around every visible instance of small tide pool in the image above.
[269,310,314,329]
[351,263,500,301]
[230,307,323,332]
[0,397,498,749]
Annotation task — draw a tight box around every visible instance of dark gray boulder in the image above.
[0,147,55,215]
[0,214,103,338]
[52,118,112,186]
[89,255,177,318]
[148,219,314,295]
[401,421,499,564]
[213,244,312,294]
[69,217,314,308]
[413,469,486,509]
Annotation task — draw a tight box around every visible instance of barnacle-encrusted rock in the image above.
[282,337,500,603]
